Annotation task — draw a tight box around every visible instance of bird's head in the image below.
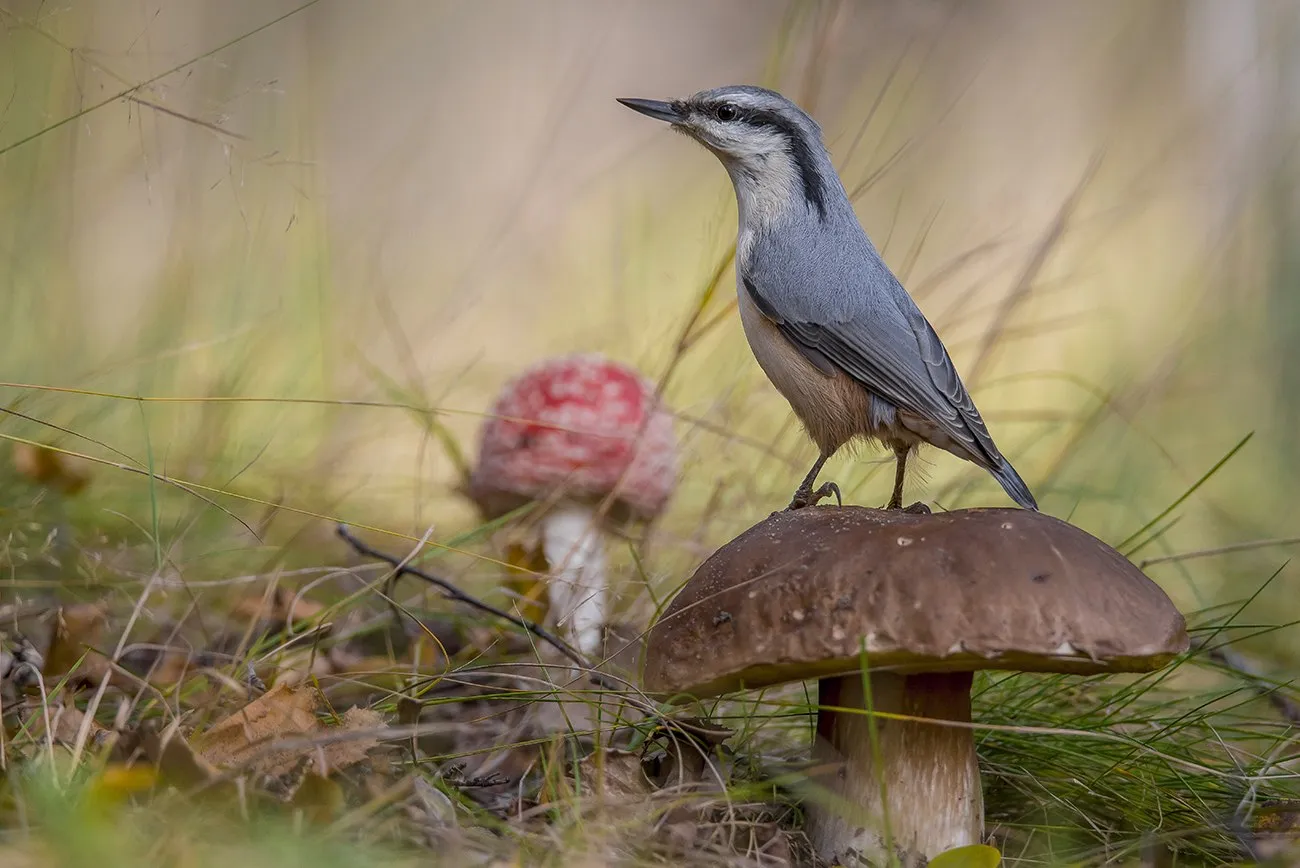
[618,85,834,221]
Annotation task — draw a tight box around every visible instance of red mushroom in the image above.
[467,353,678,655]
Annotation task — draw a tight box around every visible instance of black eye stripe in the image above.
[689,98,830,221]
[738,109,830,220]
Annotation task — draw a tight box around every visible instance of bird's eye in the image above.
[715,103,738,122]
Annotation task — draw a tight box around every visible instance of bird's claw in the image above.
[787,481,842,511]
[883,499,930,515]
[814,481,842,507]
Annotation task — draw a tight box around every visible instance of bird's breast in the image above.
[735,281,808,393]
[736,282,875,453]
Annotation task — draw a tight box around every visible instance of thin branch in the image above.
[126,95,247,140]
[334,524,588,671]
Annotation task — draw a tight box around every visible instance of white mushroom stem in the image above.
[805,671,981,866]
[540,503,607,657]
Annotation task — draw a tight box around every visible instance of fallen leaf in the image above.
[12,442,91,495]
[43,603,112,685]
[198,682,321,776]
[232,587,325,627]
[141,724,221,790]
[929,844,1002,868]
[503,540,550,621]
[573,748,652,803]
[197,684,386,779]
[644,716,735,790]
[397,696,421,728]
[118,645,194,688]
[19,697,106,746]
[290,771,345,824]
[89,764,157,805]
[320,706,385,771]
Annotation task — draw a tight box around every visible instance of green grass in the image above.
[3,3,1300,867]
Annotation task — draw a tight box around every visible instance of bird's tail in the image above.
[992,460,1038,510]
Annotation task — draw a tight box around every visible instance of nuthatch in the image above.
[619,86,1037,512]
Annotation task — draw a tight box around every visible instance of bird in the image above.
[618,86,1037,513]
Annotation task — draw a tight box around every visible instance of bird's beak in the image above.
[616,97,682,124]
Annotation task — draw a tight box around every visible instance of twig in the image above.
[380,525,438,640]
[126,95,247,140]
[334,524,589,671]
[335,529,722,747]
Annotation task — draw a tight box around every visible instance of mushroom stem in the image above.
[805,671,981,866]
[540,503,607,657]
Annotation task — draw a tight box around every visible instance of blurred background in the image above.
[1,0,1297,659]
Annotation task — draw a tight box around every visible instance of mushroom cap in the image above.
[467,353,679,523]
[643,506,1189,699]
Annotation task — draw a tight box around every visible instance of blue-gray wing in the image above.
[743,275,1004,470]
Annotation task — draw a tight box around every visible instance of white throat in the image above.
[725,151,804,267]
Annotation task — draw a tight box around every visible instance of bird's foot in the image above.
[883,498,930,515]
[786,481,842,511]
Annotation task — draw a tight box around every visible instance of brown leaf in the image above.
[397,696,421,727]
[320,706,385,771]
[574,748,652,804]
[290,771,345,824]
[502,540,550,622]
[197,682,321,776]
[12,442,91,495]
[20,698,106,746]
[644,716,735,790]
[141,725,221,791]
[89,764,158,805]
[197,684,386,780]
[118,645,196,688]
[43,603,112,686]
[232,587,325,627]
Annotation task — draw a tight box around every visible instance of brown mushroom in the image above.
[642,506,1189,866]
